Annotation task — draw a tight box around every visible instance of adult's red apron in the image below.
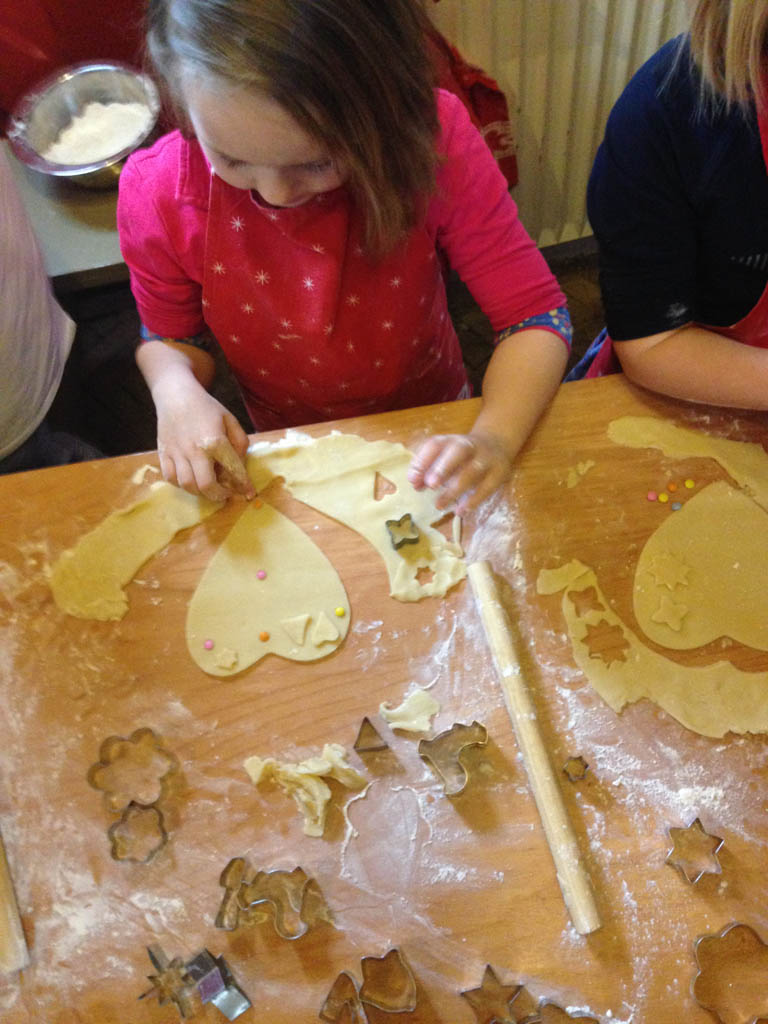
[587,105,768,377]
[201,173,468,430]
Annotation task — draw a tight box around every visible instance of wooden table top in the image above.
[1,375,767,1024]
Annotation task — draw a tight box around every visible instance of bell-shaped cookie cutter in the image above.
[418,721,488,796]
[320,949,417,1023]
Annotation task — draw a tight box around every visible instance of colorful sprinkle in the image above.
[646,491,658,502]
[667,481,678,492]
[253,498,263,508]
[204,639,214,650]
[257,570,267,580]
[658,493,669,503]
[334,607,346,618]
[259,631,270,642]
[684,478,695,489]
[671,502,682,510]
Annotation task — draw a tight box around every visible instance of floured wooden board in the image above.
[1,387,767,1024]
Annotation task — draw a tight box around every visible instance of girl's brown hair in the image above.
[146,0,439,255]
[689,0,768,111]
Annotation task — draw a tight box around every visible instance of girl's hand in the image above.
[408,432,512,513]
[154,379,253,502]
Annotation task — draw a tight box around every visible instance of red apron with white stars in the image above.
[202,173,468,430]
[587,105,768,377]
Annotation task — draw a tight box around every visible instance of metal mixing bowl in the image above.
[7,61,160,190]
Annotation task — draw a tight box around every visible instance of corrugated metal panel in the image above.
[430,0,690,245]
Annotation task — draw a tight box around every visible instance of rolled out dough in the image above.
[246,432,466,601]
[186,500,349,677]
[634,481,768,651]
[49,482,222,621]
[538,560,768,737]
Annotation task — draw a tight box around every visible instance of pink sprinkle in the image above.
[257,570,267,580]
[646,491,658,502]
[204,639,214,650]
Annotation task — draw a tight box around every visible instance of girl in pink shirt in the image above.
[119,0,571,511]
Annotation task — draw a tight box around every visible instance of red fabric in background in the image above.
[0,0,145,132]
[425,19,518,188]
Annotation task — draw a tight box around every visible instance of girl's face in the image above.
[182,74,346,207]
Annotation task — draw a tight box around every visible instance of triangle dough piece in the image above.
[312,611,339,646]
[281,614,311,646]
[187,502,349,676]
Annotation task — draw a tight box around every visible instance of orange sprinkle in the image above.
[259,630,270,642]
[667,481,678,492]
[253,498,263,508]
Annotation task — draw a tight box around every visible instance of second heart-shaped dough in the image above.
[634,480,768,651]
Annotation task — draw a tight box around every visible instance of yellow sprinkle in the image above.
[684,479,695,489]
[658,493,669,503]
[334,607,346,618]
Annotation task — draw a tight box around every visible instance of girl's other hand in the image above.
[408,432,512,513]
[154,383,252,502]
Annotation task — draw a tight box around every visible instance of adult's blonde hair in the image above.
[146,0,438,256]
[689,0,768,110]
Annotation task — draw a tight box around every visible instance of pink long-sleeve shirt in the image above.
[118,90,566,429]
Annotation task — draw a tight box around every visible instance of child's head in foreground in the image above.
[146,0,440,251]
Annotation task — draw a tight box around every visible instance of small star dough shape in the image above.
[651,594,688,631]
[379,689,441,732]
[647,551,690,590]
[244,744,366,836]
[186,500,349,677]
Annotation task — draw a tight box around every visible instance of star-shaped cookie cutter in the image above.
[665,817,724,884]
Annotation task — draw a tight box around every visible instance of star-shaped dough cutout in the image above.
[647,550,690,590]
[582,620,630,666]
[666,817,724,884]
[651,594,688,631]
[460,964,521,1024]
[568,586,604,617]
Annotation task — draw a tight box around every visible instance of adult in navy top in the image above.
[575,0,768,410]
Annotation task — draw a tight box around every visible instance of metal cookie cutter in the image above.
[460,964,531,1024]
[353,717,389,754]
[562,755,589,782]
[320,948,417,1023]
[107,801,168,863]
[87,726,179,813]
[385,513,420,550]
[665,817,724,884]
[215,858,331,939]
[140,944,251,1021]
[691,922,768,1024]
[418,721,488,796]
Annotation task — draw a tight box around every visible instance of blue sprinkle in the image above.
[671,502,682,510]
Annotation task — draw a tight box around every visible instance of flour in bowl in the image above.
[43,101,153,164]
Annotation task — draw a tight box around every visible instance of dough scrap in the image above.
[281,614,311,646]
[608,416,768,512]
[49,482,222,621]
[244,743,367,837]
[186,500,349,677]
[379,689,441,732]
[246,432,466,601]
[537,560,768,737]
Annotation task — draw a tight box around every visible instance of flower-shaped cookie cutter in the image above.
[691,921,768,1023]
[108,802,168,863]
[87,726,179,813]
[563,755,589,783]
[418,721,488,796]
[320,949,417,1023]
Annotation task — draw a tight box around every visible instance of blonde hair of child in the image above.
[689,0,768,111]
[146,0,439,256]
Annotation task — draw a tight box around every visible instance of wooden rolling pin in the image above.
[468,561,601,935]
[0,828,29,974]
